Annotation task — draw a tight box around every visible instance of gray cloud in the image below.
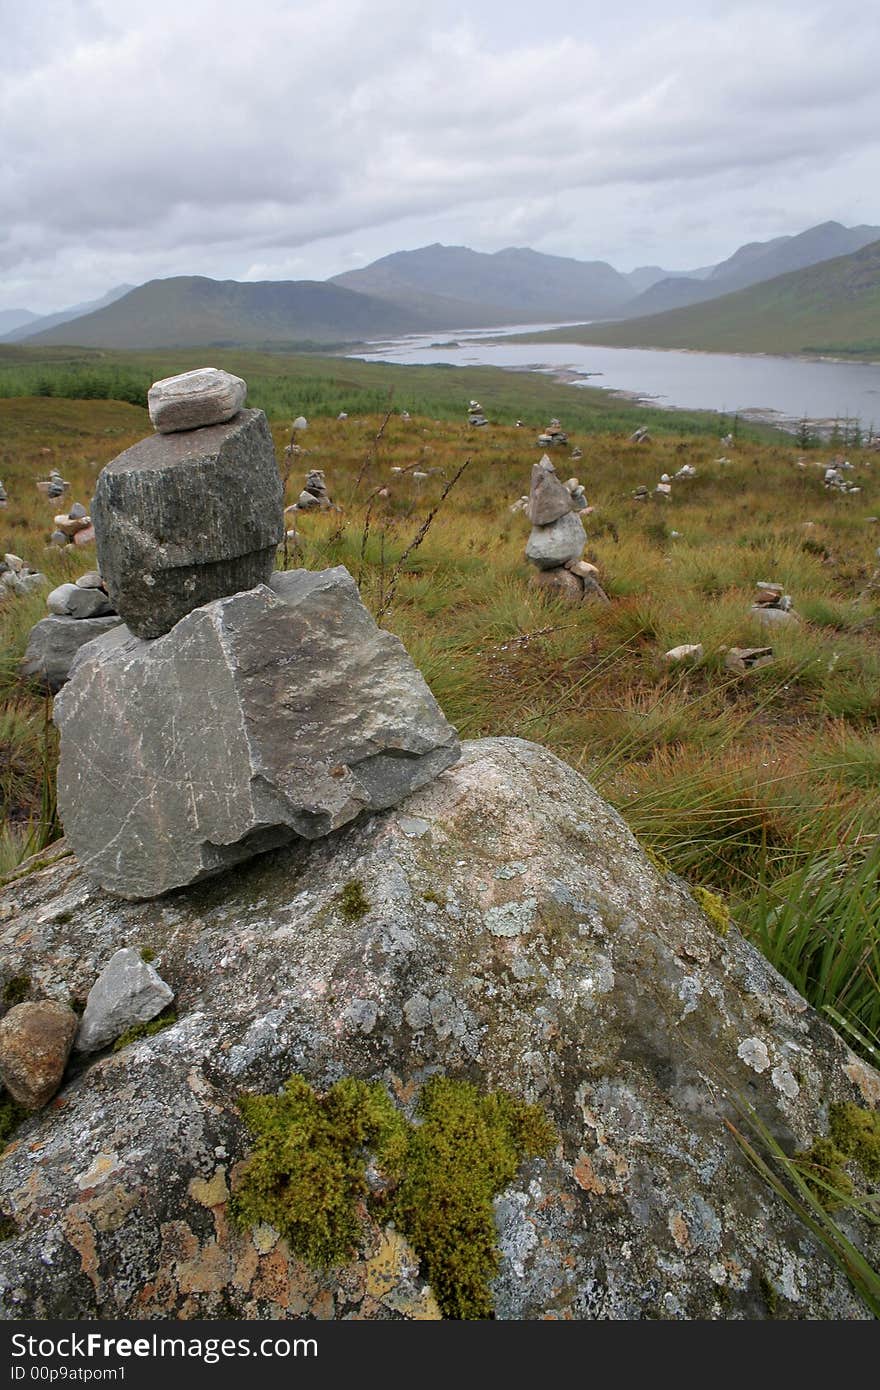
[2,0,878,309]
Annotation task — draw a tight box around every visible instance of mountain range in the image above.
[516,237,880,358]
[3,221,878,355]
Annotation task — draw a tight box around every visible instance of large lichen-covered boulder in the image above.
[91,408,283,639]
[0,739,877,1320]
[53,567,461,900]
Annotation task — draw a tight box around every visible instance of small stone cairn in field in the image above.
[522,455,608,605]
[824,460,861,495]
[49,367,459,902]
[21,571,121,693]
[536,417,568,447]
[49,501,95,549]
[1,553,47,596]
[749,581,800,626]
[36,469,70,499]
[296,469,335,510]
[468,400,488,427]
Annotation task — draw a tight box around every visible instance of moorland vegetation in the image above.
[1,350,878,1070]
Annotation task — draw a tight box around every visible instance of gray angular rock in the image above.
[20,615,125,694]
[75,947,174,1053]
[64,587,115,619]
[0,1000,78,1109]
[527,455,573,525]
[91,408,283,639]
[0,739,877,1319]
[525,510,587,569]
[147,368,247,434]
[54,566,461,899]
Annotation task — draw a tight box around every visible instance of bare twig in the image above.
[376,456,471,623]
[354,393,394,491]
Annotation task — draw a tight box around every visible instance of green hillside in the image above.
[26,276,429,349]
[510,239,880,359]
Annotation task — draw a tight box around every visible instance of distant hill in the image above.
[22,276,431,349]
[509,239,880,357]
[330,243,635,324]
[1,286,133,343]
[0,309,39,335]
[617,221,880,320]
[623,263,715,294]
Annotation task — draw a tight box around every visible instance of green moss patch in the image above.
[389,1076,556,1319]
[232,1072,556,1318]
[829,1102,880,1184]
[111,1011,177,1052]
[336,880,370,922]
[691,885,731,935]
[792,1102,880,1211]
[793,1136,853,1210]
[232,1074,407,1266]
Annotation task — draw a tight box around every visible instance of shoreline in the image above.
[485,331,880,370]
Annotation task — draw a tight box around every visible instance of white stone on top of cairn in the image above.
[148,368,247,434]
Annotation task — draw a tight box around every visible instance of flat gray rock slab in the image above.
[525,510,587,569]
[54,566,461,899]
[147,368,247,433]
[91,408,283,639]
[20,615,124,694]
[76,948,174,1053]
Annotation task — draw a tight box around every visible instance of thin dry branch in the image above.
[376,456,471,623]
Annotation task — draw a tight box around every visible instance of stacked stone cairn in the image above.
[49,500,95,549]
[468,400,488,427]
[295,468,334,511]
[536,418,568,447]
[1,553,47,597]
[36,469,70,499]
[52,367,460,900]
[524,456,608,604]
[21,572,122,694]
[750,581,800,626]
[824,462,861,495]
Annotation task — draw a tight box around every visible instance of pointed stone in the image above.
[76,948,174,1053]
[527,456,573,525]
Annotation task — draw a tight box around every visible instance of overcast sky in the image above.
[2,0,878,312]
